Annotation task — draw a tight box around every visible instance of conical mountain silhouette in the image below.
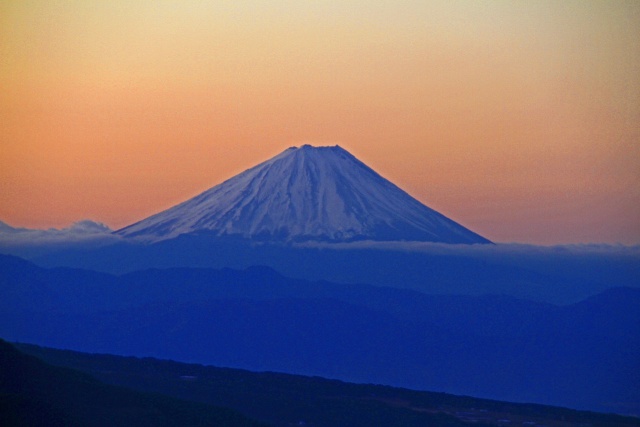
[116,145,490,244]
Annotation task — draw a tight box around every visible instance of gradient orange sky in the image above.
[1,1,639,244]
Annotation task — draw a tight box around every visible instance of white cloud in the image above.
[0,220,119,246]
[292,239,640,257]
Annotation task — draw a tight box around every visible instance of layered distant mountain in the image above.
[116,145,490,244]
[2,253,639,413]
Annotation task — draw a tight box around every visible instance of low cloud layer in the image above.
[0,220,119,246]
[294,239,640,257]
[2,219,638,258]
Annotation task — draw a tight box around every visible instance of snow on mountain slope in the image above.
[116,145,490,244]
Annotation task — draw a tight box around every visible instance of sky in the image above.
[1,1,639,245]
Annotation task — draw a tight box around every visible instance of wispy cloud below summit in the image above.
[294,239,640,256]
[0,220,118,246]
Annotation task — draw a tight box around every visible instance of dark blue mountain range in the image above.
[1,254,638,414]
[16,234,638,304]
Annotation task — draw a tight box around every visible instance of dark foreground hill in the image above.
[1,253,639,413]
[0,339,265,427]
[15,342,640,427]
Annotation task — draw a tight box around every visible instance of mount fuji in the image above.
[116,145,490,244]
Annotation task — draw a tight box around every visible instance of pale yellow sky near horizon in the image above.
[1,1,639,244]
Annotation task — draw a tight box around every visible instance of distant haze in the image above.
[1,1,638,244]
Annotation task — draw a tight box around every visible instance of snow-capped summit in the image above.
[116,145,491,244]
